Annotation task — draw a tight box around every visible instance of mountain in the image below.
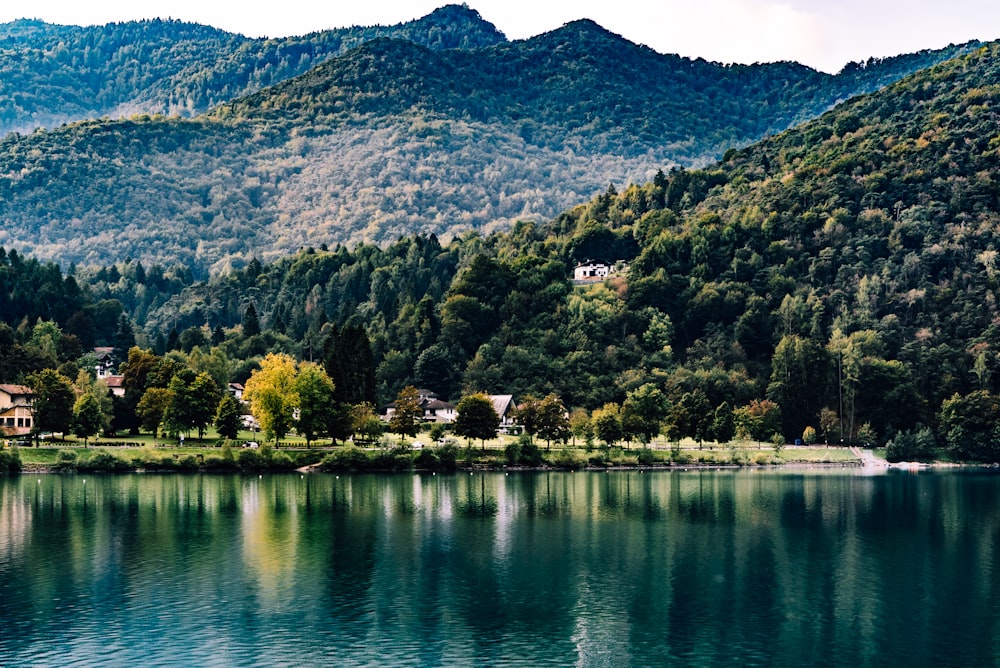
[0,4,505,136]
[89,40,1000,456]
[9,38,1000,460]
[0,15,980,273]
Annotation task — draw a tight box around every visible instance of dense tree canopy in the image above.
[0,16,975,272]
[4,38,1000,464]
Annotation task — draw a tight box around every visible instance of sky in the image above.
[2,1,999,73]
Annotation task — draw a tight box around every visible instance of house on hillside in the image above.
[228,382,245,402]
[103,375,125,398]
[573,261,629,284]
[384,389,456,423]
[422,397,457,423]
[0,384,33,436]
[489,395,517,433]
[94,347,116,378]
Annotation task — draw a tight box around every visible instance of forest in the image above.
[0,5,505,135]
[0,9,979,274]
[5,41,1000,462]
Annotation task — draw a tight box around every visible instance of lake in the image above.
[0,469,997,666]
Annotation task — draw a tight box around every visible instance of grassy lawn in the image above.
[8,429,868,469]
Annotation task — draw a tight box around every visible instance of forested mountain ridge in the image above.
[115,42,1000,455]
[0,4,505,136]
[8,42,1000,460]
[0,17,978,274]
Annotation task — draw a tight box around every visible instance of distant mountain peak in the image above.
[539,18,631,44]
[407,3,506,46]
[425,4,487,22]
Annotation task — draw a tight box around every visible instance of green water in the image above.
[0,470,997,666]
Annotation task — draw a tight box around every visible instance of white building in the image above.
[573,262,628,283]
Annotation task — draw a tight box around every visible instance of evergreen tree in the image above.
[710,402,736,445]
[322,324,376,405]
[211,324,226,346]
[113,314,137,361]
[242,304,261,338]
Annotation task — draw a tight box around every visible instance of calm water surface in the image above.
[0,469,998,666]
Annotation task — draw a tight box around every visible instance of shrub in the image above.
[517,438,544,467]
[78,449,132,472]
[203,454,238,472]
[414,448,440,470]
[291,450,324,467]
[637,447,655,466]
[133,448,175,471]
[553,449,583,470]
[320,445,371,472]
[0,446,22,473]
[237,448,263,472]
[269,450,296,471]
[588,453,607,467]
[885,427,937,462]
[437,443,459,472]
[56,449,78,472]
[177,455,200,471]
[504,440,521,466]
[372,444,412,471]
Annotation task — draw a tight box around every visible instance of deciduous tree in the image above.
[454,392,500,449]
[295,362,336,446]
[622,383,668,446]
[389,385,423,438]
[536,393,570,450]
[243,352,298,443]
[215,393,242,441]
[26,368,75,440]
[72,393,106,446]
[592,402,623,447]
[137,387,172,438]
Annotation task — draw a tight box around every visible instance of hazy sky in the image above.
[3,1,999,73]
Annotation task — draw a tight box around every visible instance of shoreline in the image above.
[15,460,977,475]
[6,441,979,475]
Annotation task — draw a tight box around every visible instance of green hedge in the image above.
[0,446,22,474]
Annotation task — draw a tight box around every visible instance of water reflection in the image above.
[0,470,999,665]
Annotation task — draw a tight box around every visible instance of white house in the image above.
[489,395,517,432]
[94,347,116,378]
[103,375,125,398]
[423,398,457,423]
[573,262,629,283]
[228,382,245,402]
[0,384,33,436]
[384,389,456,423]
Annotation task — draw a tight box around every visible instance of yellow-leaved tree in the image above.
[243,352,299,443]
